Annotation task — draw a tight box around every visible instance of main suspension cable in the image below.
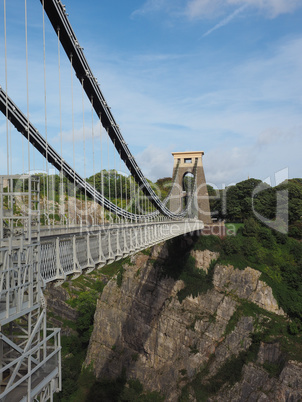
[3,0,9,175]
[81,78,87,225]
[57,27,65,226]
[99,113,104,224]
[42,0,49,226]
[25,0,30,173]
[91,97,96,224]
[70,55,76,224]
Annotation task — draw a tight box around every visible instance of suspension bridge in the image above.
[0,1,211,400]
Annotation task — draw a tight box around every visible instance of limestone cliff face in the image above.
[213,264,284,316]
[44,285,78,335]
[84,241,301,401]
[211,355,302,401]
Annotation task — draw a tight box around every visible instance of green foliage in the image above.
[154,177,172,201]
[81,375,164,402]
[225,223,244,235]
[101,257,130,278]
[289,220,302,239]
[222,235,241,255]
[141,248,151,256]
[288,318,302,335]
[208,178,302,241]
[117,266,125,287]
[120,379,165,402]
[262,361,285,378]
[54,335,86,402]
[84,371,127,402]
[194,235,222,252]
[93,280,105,293]
[224,300,261,337]
[69,290,98,345]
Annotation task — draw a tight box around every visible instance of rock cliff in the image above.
[84,238,302,401]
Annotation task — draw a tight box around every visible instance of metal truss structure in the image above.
[0,176,61,401]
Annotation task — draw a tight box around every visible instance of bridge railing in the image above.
[39,219,204,284]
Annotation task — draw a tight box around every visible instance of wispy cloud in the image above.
[131,0,174,18]
[133,0,302,20]
[228,0,302,18]
[202,4,248,37]
[186,0,302,19]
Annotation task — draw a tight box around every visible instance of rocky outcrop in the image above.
[211,358,302,401]
[190,249,219,273]
[213,264,285,315]
[84,241,297,401]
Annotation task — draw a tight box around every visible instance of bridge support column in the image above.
[84,234,95,273]
[122,228,129,256]
[55,237,66,283]
[106,231,115,263]
[98,232,106,267]
[72,235,82,278]
[115,229,123,261]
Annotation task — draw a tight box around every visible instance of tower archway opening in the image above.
[182,172,195,210]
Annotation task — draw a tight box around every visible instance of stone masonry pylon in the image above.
[169,151,212,224]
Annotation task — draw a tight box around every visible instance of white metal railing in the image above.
[39,219,204,284]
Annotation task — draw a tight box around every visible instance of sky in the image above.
[0,0,301,188]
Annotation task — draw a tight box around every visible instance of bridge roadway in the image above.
[39,219,204,284]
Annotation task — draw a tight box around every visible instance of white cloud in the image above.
[204,146,254,186]
[204,125,302,186]
[135,145,174,182]
[257,126,301,146]
[185,0,225,19]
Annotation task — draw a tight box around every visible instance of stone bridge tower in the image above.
[169,151,212,224]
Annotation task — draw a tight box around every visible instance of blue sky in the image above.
[0,0,301,187]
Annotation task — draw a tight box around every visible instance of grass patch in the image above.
[141,248,151,256]
[100,257,131,278]
[194,235,222,252]
[224,299,261,337]
[262,361,285,378]
[225,222,244,235]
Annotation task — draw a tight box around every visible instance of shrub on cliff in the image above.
[69,290,98,345]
